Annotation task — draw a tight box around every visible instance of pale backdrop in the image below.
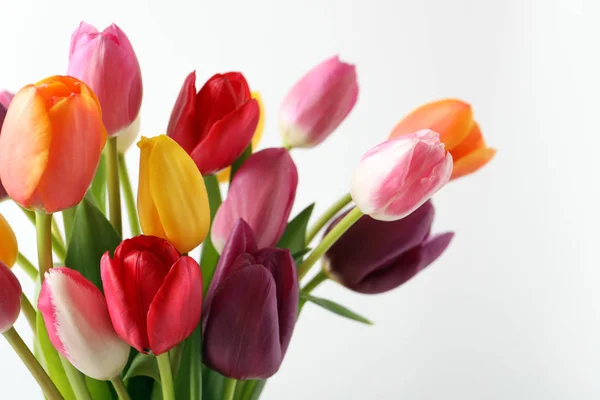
[0,0,597,399]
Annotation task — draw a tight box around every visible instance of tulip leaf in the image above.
[237,379,266,400]
[36,312,77,400]
[65,198,121,291]
[246,380,266,400]
[85,376,113,400]
[200,175,222,295]
[90,152,107,214]
[292,248,311,265]
[229,144,252,184]
[277,203,315,256]
[124,352,161,383]
[175,325,202,400]
[299,292,373,325]
[202,366,226,400]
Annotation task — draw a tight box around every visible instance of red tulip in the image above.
[101,235,203,355]
[167,71,259,174]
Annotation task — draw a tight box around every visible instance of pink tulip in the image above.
[67,22,143,136]
[0,262,21,333]
[351,130,453,221]
[0,91,13,109]
[279,55,358,148]
[211,148,298,253]
[38,268,130,380]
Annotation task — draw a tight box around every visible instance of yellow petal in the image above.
[148,135,210,253]
[451,147,496,180]
[0,214,18,268]
[137,136,166,239]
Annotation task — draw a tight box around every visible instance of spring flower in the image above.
[0,262,21,333]
[0,214,17,268]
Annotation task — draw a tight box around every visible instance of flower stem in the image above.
[118,153,140,237]
[20,293,36,332]
[223,378,237,400]
[17,252,38,281]
[36,211,53,281]
[111,376,132,400]
[297,207,363,280]
[305,193,352,244]
[156,352,175,400]
[106,137,122,236]
[3,327,63,400]
[23,207,66,262]
[60,356,92,400]
[302,271,327,293]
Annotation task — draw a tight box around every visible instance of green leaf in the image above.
[277,203,315,255]
[175,326,202,400]
[202,367,226,400]
[292,248,311,265]
[229,144,252,184]
[200,175,222,295]
[65,198,121,291]
[246,380,266,400]
[124,352,160,383]
[61,207,77,246]
[299,292,373,325]
[85,376,114,400]
[91,152,107,214]
[36,312,76,400]
[127,377,155,400]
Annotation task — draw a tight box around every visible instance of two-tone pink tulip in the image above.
[211,148,298,253]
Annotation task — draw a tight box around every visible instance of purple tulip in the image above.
[203,220,299,380]
[323,201,454,294]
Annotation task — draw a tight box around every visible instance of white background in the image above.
[0,0,597,399]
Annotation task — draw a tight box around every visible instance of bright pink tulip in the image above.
[68,22,143,136]
[0,262,21,333]
[38,268,130,380]
[279,55,358,148]
[351,130,453,221]
[211,148,298,253]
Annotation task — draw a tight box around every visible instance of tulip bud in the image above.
[38,268,129,380]
[211,148,298,253]
[101,235,203,355]
[0,214,17,268]
[323,201,454,294]
[389,99,495,180]
[0,76,107,212]
[279,55,358,148]
[351,130,452,221]
[137,135,210,254]
[203,220,298,379]
[167,71,259,174]
[0,262,21,333]
[68,22,143,137]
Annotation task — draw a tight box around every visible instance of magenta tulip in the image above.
[351,129,453,221]
[279,55,358,148]
[0,262,20,333]
[67,22,143,136]
[203,220,298,379]
[211,148,298,253]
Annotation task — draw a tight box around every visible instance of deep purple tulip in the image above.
[202,220,298,380]
[323,201,454,294]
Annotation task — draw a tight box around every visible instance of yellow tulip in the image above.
[217,92,265,183]
[137,135,210,253]
[0,214,17,267]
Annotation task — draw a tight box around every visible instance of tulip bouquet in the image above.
[0,22,495,400]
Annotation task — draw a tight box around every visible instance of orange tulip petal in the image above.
[0,85,51,207]
[449,121,485,161]
[390,99,474,151]
[36,94,107,212]
[450,147,496,180]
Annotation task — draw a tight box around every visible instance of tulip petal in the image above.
[148,136,210,253]
[147,256,203,355]
[0,85,51,207]
[167,71,200,153]
[449,122,484,161]
[450,147,496,180]
[191,99,259,174]
[0,263,21,333]
[137,137,166,240]
[203,264,282,380]
[419,232,455,270]
[0,214,17,268]
[69,22,99,58]
[0,91,14,109]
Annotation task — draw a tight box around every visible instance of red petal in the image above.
[147,256,203,355]
[167,71,200,153]
[194,74,238,140]
[222,72,251,105]
[114,235,180,267]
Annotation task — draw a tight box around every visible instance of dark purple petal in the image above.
[419,232,454,271]
[0,103,7,200]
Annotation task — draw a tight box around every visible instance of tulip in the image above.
[101,235,203,355]
[0,76,107,213]
[0,263,21,333]
[167,71,259,174]
[137,135,210,254]
[323,201,454,294]
[0,214,17,268]
[279,55,358,148]
[68,22,143,137]
[389,99,495,180]
[211,148,298,253]
[38,268,129,380]
[203,220,298,379]
[0,91,12,200]
[351,129,452,221]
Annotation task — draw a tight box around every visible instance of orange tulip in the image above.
[389,99,495,180]
[0,76,107,212]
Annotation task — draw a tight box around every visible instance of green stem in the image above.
[282,144,293,151]
[23,207,66,261]
[3,328,63,400]
[60,356,92,400]
[302,271,327,293]
[51,216,65,250]
[111,376,132,400]
[106,137,122,236]
[36,211,53,281]
[223,378,237,400]
[306,193,352,244]
[297,207,363,280]
[156,353,175,400]
[17,252,38,281]
[21,294,36,332]
[118,153,140,236]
